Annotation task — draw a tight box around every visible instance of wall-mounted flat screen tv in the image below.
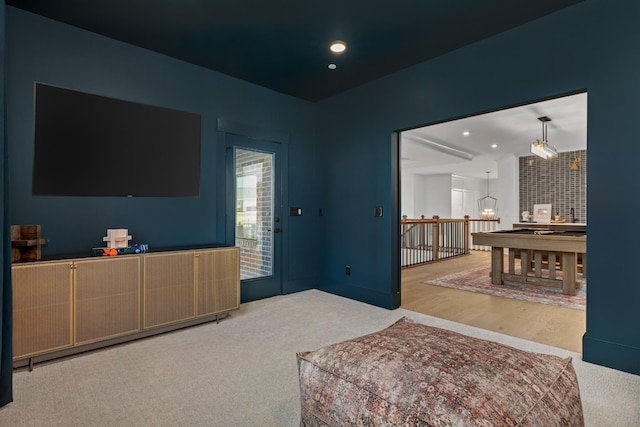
[32,83,201,197]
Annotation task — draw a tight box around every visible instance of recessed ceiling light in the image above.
[328,63,337,70]
[330,40,347,54]
[491,144,498,148]
[462,131,470,136]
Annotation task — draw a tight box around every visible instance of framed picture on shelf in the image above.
[533,204,552,223]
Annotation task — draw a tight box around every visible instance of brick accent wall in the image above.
[519,150,586,223]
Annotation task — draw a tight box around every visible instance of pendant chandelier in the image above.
[530,116,558,159]
[477,171,497,219]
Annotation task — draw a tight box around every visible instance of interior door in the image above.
[226,134,283,302]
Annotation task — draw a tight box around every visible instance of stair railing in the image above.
[401,215,500,268]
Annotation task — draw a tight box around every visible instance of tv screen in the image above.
[32,83,201,197]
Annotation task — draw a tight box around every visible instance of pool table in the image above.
[471,228,586,296]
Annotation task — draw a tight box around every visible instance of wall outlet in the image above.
[345,265,351,275]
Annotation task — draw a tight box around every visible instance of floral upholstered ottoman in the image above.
[297,317,583,426]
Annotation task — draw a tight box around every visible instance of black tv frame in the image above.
[32,83,202,197]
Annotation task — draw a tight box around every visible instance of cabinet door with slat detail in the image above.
[12,262,73,359]
[75,257,141,344]
[196,248,240,317]
[143,252,195,329]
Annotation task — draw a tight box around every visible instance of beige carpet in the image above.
[1,289,638,426]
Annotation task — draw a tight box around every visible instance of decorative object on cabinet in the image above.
[103,228,132,248]
[94,229,148,256]
[11,224,49,262]
[91,244,148,256]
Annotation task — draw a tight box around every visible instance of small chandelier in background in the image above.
[478,171,498,219]
[530,116,558,159]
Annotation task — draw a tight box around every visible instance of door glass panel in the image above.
[235,148,274,280]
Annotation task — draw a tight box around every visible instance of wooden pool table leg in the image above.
[562,252,578,296]
[491,247,504,285]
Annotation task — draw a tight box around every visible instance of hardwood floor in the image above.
[400,250,586,353]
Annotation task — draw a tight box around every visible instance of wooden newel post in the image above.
[401,215,408,248]
[432,215,440,261]
[464,215,470,254]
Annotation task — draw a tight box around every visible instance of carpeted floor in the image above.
[425,264,586,310]
[2,290,637,426]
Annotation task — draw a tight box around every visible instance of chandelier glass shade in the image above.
[530,116,558,159]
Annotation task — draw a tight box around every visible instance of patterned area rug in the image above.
[424,265,586,310]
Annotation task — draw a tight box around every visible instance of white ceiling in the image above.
[401,92,587,179]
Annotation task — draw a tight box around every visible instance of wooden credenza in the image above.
[12,246,240,368]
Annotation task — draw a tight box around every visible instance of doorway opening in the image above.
[398,91,587,352]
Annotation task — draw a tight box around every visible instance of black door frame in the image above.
[217,119,289,302]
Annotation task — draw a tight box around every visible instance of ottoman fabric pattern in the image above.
[297,317,583,426]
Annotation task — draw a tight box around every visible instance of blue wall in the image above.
[6,2,640,375]
[315,0,640,374]
[6,7,319,295]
